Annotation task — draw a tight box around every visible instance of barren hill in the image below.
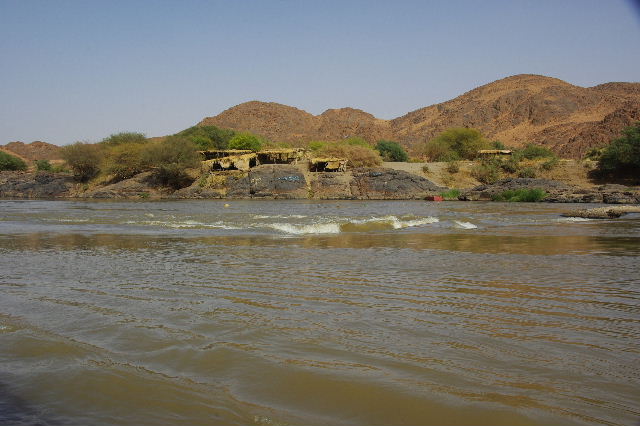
[1,141,62,161]
[198,74,640,158]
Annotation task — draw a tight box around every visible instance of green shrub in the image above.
[228,133,263,151]
[518,166,537,178]
[61,142,103,181]
[427,128,490,160]
[35,159,53,171]
[491,188,547,202]
[422,164,430,173]
[0,151,28,171]
[141,136,200,188]
[440,189,461,200]
[596,122,640,178]
[446,160,460,174]
[515,143,556,160]
[177,125,236,150]
[101,132,147,146]
[541,157,559,170]
[375,140,408,162]
[103,143,147,181]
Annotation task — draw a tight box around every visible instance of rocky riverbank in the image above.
[1,167,638,204]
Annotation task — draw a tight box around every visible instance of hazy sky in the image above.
[1,0,639,145]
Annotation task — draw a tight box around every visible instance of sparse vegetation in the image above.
[375,140,408,162]
[0,151,27,171]
[318,141,382,168]
[61,142,103,181]
[425,128,490,161]
[541,157,559,170]
[446,160,460,174]
[518,166,537,178]
[491,188,547,202]
[471,158,501,184]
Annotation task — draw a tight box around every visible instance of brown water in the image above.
[0,200,639,425]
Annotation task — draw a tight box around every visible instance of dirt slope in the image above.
[197,74,640,159]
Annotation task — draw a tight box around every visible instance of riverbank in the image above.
[1,162,638,203]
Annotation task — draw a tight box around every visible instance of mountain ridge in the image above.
[198,74,640,158]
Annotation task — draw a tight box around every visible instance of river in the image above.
[0,200,638,425]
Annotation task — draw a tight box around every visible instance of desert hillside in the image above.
[198,74,640,158]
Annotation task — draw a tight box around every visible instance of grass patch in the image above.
[440,189,461,200]
[491,188,547,202]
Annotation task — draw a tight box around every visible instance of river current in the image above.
[0,199,638,425]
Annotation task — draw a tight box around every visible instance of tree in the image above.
[61,142,103,181]
[228,133,263,151]
[141,136,200,188]
[318,142,382,168]
[426,128,489,160]
[0,151,28,171]
[375,140,408,162]
[596,122,640,178]
[100,132,147,146]
[177,125,237,150]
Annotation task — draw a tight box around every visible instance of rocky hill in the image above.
[198,74,640,159]
[1,141,62,161]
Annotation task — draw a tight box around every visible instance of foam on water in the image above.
[268,223,342,234]
[454,220,478,229]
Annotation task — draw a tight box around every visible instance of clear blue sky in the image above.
[1,0,639,145]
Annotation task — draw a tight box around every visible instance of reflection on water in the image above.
[1,200,639,425]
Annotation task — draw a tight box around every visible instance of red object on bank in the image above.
[426,196,444,202]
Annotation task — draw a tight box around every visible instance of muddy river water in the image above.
[0,200,638,425]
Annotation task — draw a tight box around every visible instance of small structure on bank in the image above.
[199,148,348,173]
[478,149,513,156]
[256,148,306,165]
[309,157,348,172]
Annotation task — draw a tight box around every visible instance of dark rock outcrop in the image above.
[349,168,444,199]
[462,178,640,203]
[0,171,73,198]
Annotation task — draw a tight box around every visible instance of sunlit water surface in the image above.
[0,200,639,425]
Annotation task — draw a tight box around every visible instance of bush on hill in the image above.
[425,128,489,161]
[317,140,382,168]
[0,151,28,171]
[61,142,103,181]
[375,140,408,162]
